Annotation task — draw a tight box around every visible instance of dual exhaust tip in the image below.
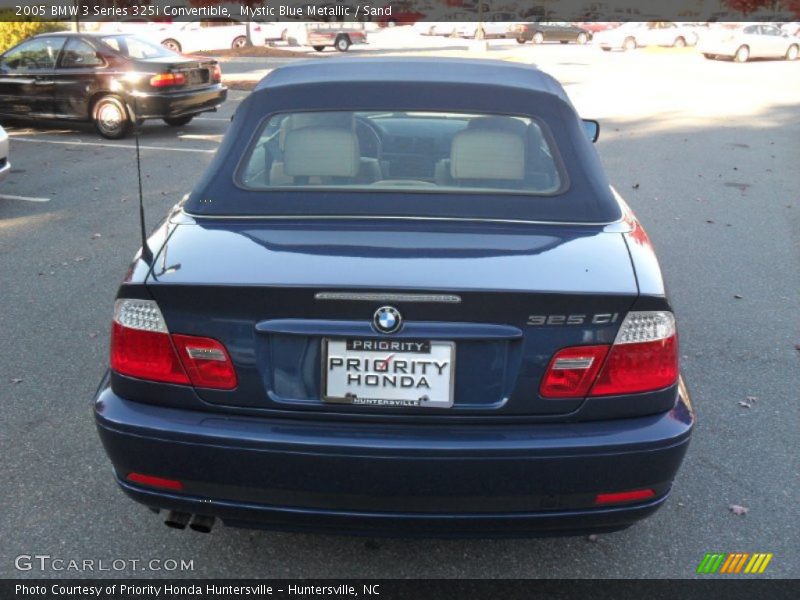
[164,511,215,533]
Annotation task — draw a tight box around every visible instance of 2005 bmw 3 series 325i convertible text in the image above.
[94,58,693,537]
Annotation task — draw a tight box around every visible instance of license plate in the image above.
[186,70,207,85]
[322,339,455,408]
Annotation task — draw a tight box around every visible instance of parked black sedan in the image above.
[511,22,592,45]
[0,32,227,139]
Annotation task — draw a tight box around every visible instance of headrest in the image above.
[450,129,525,181]
[279,113,353,149]
[468,116,527,136]
[283,127,360,178]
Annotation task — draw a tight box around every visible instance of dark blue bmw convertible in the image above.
[94,58,693,537]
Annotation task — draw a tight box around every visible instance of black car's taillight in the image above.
[150,72,186,88]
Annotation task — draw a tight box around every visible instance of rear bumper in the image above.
[94,377,693,537]
[131,84,227,120]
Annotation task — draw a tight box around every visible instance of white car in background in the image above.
[97,19,171,36]
[154,19,271,53]
[593,21,698,51]
[455,13,520,39]
[0,124,9,183]
[415,14,472,36]
[699,23,800,62]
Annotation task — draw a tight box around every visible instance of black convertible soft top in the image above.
[185,58,621,224]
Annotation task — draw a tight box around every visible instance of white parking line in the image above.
[11,137,216,154]
[178,133,225,142]
[195,117,231,121]
[0,193,51,203]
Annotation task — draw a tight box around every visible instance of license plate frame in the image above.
[321,338,456,408]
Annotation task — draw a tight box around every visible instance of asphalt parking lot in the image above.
[1,35,799,579]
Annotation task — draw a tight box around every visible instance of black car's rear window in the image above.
[236,111,564,196]
[100,35,176,59]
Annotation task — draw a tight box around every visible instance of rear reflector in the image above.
[111,299,237,389]
[594,488,655,505]
[540,311,678,399]
[150,72,186,88]
[127,472,183,491]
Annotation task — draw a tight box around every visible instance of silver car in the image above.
[699,24,800,62]
[0,125,9,183]
[593,21,698,51]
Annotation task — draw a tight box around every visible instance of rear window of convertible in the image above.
[236,111,564,195]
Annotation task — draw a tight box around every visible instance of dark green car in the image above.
[511,21,592,45]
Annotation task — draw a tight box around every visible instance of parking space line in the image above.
[178,133,225,142]
[11,137,216,154]
[0,193,51,203]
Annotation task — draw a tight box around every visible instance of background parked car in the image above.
[153,18,262,53]
[0,33,226,139]
[0,124,9,183]
[455,13,520,39]
[416,13,472,36]
[374,1,426,26]
[511,22,592,44]
[97,18,172,36]
[698,24,800,62]
[593,21,698,51]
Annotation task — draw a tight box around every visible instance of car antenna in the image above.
[132,98,154,265]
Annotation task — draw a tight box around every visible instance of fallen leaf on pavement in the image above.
[729,504,748,516]
[733,294,743,299]
[10,378,23,384]
[91,233,102,240]
[738,401,751,409]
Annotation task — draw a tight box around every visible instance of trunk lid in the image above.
[139,57,215,89]
[146,218,638,418]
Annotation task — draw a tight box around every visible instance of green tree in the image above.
[0,12,63,53]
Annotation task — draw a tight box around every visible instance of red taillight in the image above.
[127,472,183,491]
[172,334,238,390]
[211,64,222,82]
[110,320,190,385]
[590,335,678,396]
[540,345,609,398]
[110,299,236,390]
[540,311,678,399]
[150,72,186,88]
[594,488,655,505]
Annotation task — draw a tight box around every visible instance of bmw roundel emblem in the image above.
[373,306,402,334]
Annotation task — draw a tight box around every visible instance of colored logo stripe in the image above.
[698,553,772,574]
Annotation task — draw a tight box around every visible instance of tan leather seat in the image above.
[269,114,381,186]
[436,116,527,186]
[447,129,525,187]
